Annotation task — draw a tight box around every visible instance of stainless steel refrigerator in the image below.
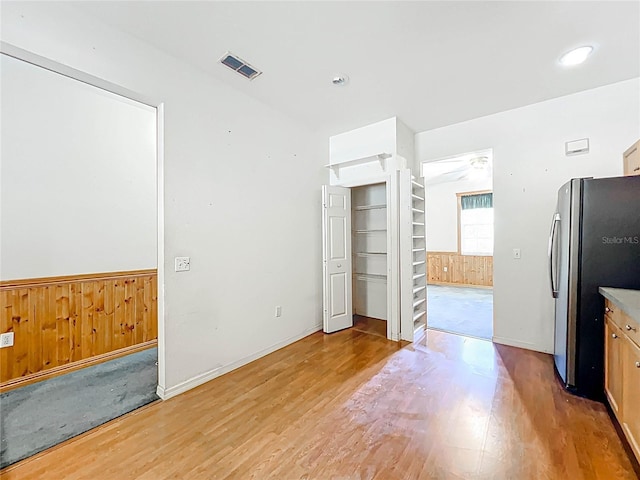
[549,176,640,401]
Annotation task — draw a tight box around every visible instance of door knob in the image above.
[612,333,618,339]
[636,362,640,369]
[625,324,637,332]
[337,264,342,268]
[606,307,612,313]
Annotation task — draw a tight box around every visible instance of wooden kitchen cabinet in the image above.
[604,297,640,464]
[605,317,624,416]
[623,140,640,176]
[622,338,640,461]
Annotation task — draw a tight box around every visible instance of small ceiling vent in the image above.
[219,52,262,80]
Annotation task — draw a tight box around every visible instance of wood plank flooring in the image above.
[1,327,636,479]
[353,315,387,338]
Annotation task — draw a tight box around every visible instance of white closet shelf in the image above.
[413,273,426,280]
[355,252,386,257]
[354,229,387,233]
[354,273,387,280]
[412,208,425,214]
[325,153,392,178]
[412,261,426,266]
[412,248,425,253]
[354,204,386,211]
[412,235,425,239]
[411,179,424,189]
[413,310,426,322]
[412,194,425,201]
[413,285,426,294]
[413,298,426,308]
[412,222,425,226]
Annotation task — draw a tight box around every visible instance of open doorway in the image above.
[422,150,494,340]
[0,52,160,468]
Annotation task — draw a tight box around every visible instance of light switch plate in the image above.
[175,256,191,272]
[513,248,521,259]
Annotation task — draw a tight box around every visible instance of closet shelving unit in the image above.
[400,172,427,341]
[352,184,388,321]
[410,178,427,335]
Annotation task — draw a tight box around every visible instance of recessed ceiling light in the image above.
[559,46,594,66]
[332,75,349,86]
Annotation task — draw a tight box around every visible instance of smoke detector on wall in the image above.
[219,52,262,80]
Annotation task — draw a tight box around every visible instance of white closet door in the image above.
[322,185,353,333]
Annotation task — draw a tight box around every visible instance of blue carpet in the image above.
[427,285,493,340]
[0,347,159,468]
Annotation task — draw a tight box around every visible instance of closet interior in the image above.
[352,183,388,323]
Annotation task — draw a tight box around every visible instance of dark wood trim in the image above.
[0,339,158,393]
[455,189,493,198]
[0,269,158,289]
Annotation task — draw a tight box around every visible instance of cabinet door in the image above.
[605,318,624,416]
[622,338,640,462]
[623,140,640,176]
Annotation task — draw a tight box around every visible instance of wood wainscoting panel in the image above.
[0,270,157,384]
[427,252,493,287]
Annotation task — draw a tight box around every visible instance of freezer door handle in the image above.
[548,213,560,298]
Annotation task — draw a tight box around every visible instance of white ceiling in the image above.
[71,1,640,136]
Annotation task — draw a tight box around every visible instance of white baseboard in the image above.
[492,335,552,354]
[156,323,323,400]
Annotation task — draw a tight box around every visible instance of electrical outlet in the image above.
[513,248,521,259]
[275,306,282,318]
[0,332,14,348]
[175,256,190,272]
[443,266,448,272]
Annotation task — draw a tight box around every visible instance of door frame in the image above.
[329,172,400,341]
[0,41,168,395]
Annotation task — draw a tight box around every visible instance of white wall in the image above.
[425,176,492,252]
[416,78,640,353]
[329,117,397,164]
[0,54,157,279]
[395,118,416,167]
[328,116,414,185]
[1,2,326,397]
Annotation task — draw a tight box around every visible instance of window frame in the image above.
[456,189,493,256]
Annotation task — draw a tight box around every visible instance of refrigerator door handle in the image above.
[548,213,560,298]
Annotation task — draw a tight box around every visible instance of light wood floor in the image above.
[1,326,637,479]
[353,315,387,338]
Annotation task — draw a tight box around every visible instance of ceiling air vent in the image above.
[219,52,262,80]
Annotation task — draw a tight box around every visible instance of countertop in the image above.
[599,287,640,323]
